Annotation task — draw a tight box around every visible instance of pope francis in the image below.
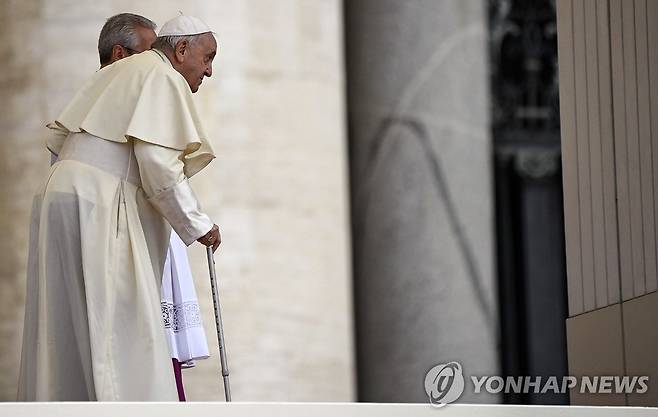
[17,15,220,401]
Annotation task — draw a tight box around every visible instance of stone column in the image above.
[0,0,354,401]
[345,0,499,403]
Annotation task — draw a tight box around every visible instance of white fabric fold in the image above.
[147,179,213,245]
[161,231,210,365]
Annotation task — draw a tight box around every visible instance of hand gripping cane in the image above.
[206,246,232,401]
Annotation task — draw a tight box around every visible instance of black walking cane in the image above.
[206,246,232,401]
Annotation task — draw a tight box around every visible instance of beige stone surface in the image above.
[0,0,354,401]
[622,291,658,406]
[566,304,626,406]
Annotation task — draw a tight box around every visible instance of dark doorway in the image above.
[489,0,570,405]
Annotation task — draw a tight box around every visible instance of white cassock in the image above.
[47,156,210,368]
[50,150,210,368]
[48,155,210,369]
[18,49,215,401]
[161,231,210,367]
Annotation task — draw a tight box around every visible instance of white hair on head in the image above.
[152,34,202,52]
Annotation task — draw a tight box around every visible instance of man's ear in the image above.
[110,44,126,62]
[174,40,188,63]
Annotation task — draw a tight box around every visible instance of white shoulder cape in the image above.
[48,49,214,178]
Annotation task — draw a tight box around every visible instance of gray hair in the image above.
[98,13,156,66]
[151,34,203,53]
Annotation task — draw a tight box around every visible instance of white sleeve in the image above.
[45,123,68,157]
[133,139,214,245]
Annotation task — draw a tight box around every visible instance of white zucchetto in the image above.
[158,15,212,37]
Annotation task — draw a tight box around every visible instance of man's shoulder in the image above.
[114,51,161,75]
[135,51,191,93]
[86,53,188,109]
[109,51,170,76]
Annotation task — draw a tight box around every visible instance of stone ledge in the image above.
[1,402,656,417]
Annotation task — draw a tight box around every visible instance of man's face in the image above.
[175,33,217,93]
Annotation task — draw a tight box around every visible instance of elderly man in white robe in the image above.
[18,15,220,401]
[96,12,212,401]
